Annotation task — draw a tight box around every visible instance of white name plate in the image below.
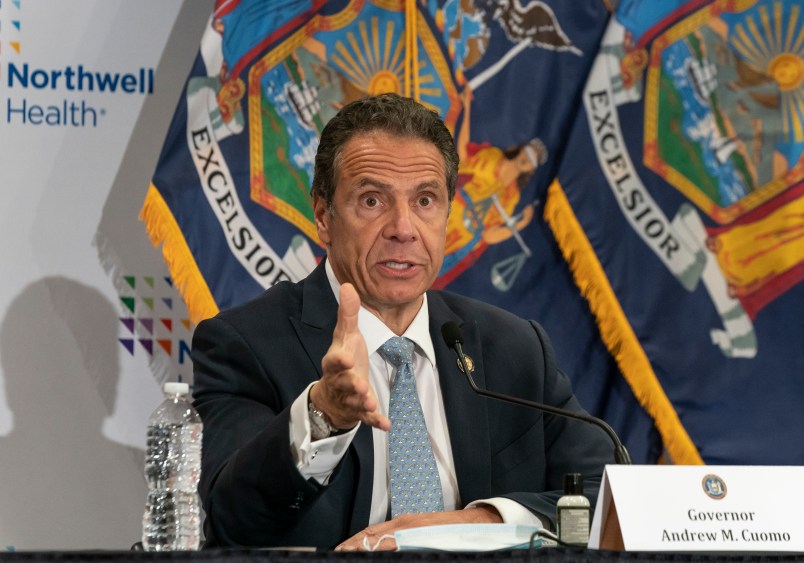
[589,465,804,552]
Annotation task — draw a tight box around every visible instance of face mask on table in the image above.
[389,523,542,552]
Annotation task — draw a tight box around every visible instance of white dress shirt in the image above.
[288,261,541,527]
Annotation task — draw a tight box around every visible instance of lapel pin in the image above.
[456,355,475,374]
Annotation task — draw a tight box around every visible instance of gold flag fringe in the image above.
[140,184,219,326]
[544,179,703,465]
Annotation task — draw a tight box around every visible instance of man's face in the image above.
[315,131,450,323]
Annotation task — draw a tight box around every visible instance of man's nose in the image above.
[383,202,416,241]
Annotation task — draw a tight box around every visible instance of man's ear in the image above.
[313,194,331,246]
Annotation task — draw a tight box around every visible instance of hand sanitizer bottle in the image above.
[557,473,590,547]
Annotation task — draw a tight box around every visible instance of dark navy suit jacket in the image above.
[192,260,612,549]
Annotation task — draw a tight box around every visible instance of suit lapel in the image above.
[290,260,375,531]
[293,261,338,378]
[428,293,492,505]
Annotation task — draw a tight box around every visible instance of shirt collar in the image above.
[324,259,436,367]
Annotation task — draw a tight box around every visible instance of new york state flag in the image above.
[548,0,804,464]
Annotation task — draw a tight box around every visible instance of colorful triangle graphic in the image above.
[123,276,136,289]
[10,42,20,54]
[142,297,154,310]
[157,339,172,356]
[162,298,173,310]
[139,339,154,355]
[121,297,136,314]
[145,276,155,288]
[164,277,173,287]
[119,338,135,355]
[138,318,154,335]
[120,318,135,334]
[181,319,191,331]
[12,21,21,31]
[160,318,173,332]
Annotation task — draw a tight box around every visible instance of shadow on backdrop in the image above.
[0,277,145,550]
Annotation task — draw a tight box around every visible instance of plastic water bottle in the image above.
[142,382,203,551]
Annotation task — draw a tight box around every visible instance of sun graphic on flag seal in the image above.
[329,19,412,97]
[368,70,401,94]
[328,16,451,113]
[768,52,804,91]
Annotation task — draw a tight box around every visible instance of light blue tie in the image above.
[380,336,444,517]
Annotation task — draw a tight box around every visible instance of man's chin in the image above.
[362,288,426,312]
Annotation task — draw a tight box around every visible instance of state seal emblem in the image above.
[702,474,727,500]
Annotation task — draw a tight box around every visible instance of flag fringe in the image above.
[544,180,703,465]
[140,184,219,326]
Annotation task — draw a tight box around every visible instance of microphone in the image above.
[441,321,632,465]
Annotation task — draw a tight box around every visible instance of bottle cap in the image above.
[163,382,190,395]
[564,473,584,495]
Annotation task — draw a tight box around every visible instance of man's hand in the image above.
[310,283,391,432]
[336,506,503,551]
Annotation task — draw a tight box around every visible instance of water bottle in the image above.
[142,382,203,551]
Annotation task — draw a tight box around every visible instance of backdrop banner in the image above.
[0,0,212,550]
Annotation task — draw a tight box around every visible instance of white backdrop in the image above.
[0,0,213,550]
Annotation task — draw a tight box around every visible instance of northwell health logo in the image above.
[1,2,156,128]
[3,62,155,126]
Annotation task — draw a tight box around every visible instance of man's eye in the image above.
[418,196,432,207]
[364,196,378,207]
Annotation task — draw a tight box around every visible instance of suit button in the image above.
[289,491,305,510]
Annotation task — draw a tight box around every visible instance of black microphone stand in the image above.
[443,323,632,465]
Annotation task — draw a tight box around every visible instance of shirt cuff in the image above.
[289,382,359,485]
[466,497,551,529]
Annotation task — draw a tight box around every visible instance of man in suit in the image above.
[192,93,613,550]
